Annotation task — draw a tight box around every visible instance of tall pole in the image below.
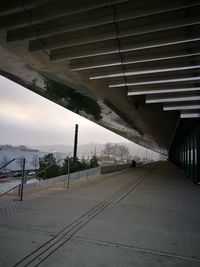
[73,124,78,162]
[20,158,26,201]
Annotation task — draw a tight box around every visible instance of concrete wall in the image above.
[23,167,101,190]
[12,164,130,192]
[100,164,130,174]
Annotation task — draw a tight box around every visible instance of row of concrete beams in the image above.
[4,0,199,39]
[49,27,200,61]
[28,8,200,52]
[0,0,48,16]
[86,48,200,78]
[7,3,198,43]
[70,43,200,71]
[109,70,200,87]
[1,0,200,119]
[90,64,200,80]
[0,0,128,29]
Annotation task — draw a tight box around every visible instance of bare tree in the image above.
[103,143,130,163]
[1,156,10,172]
[118,145,129,161]
[31,154,39,171]
[104,143,111,161]
[16,157,24,171]
[55,152,65,166]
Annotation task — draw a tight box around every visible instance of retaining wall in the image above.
[100,164,130,174]
[22,167,101,190]
[14,164,130,191]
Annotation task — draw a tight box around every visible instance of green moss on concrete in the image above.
[43,77,102,120]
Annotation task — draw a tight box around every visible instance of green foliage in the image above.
[60,157,92,175]
[38,154,99,179]
[38,153,59,179]
[90,155,99,168]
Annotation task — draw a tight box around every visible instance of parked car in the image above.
[13,172,22,177]
[0,173,7,179]
[27,171,36,177]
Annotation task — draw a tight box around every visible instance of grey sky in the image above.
[0,76,130,146]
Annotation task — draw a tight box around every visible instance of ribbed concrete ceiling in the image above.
[0,0,200,154]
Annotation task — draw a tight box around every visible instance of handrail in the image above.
[0,157,25,200]
[0,157,67,199]
[0,158,17,170]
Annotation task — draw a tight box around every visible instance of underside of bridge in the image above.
[0,0,199,182]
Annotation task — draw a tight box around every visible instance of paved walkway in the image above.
[0,162,200,267]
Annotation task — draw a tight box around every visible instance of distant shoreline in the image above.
[0,145,39,153]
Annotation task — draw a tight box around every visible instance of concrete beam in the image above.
[128,87,200,96]
[146,93,200,104]
[118,81,200,90]
[109,76,200,88]
[0,0,47,16]
[164,103,200,110]
[181,110,200,118]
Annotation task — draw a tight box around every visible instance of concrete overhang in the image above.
[1,0,200,154]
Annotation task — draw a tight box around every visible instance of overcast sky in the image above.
[0,75,131,146]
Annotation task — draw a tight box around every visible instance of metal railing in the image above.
[0,157,97,200]
[1,158,130,200]
[0,158,26,200]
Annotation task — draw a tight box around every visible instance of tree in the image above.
[90,155,99,168]
[60,157,91,175]
[38,153,60,179]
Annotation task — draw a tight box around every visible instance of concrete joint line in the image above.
[72,236,200,263]
[13,176,144,267]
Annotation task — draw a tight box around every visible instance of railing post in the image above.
[20,158,26,201]
[67,157,70,189]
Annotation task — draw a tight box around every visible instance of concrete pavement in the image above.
[0,162,200,267]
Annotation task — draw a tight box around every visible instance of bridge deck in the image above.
[0,162,200,267]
